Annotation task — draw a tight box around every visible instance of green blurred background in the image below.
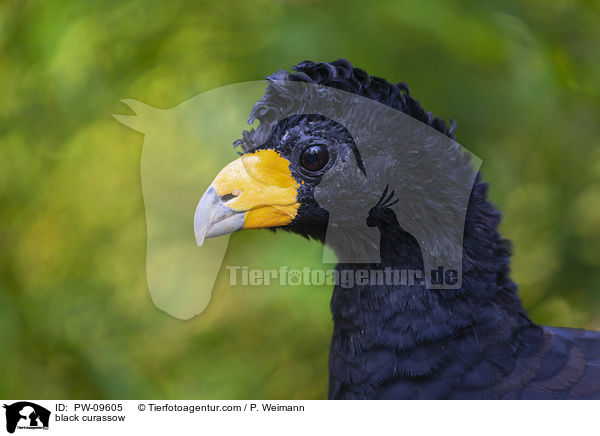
[1,0,600,399]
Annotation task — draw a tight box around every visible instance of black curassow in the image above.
[193,59,600,399]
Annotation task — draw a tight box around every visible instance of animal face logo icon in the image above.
[3,402,50,434]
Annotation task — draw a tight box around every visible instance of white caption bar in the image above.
[0,400,595,436]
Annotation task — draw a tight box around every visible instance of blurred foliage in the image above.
[1,0,600,399]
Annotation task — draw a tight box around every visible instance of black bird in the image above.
[193,59,600,399]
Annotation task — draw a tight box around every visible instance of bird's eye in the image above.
[301,145,329,172]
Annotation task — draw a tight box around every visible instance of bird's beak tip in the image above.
[195,232,206,247]
[193,185,245,246]
[193,189,214,247]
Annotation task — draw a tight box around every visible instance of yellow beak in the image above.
[194,149,300,246]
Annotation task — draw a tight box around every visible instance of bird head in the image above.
[194,60,476,283]
[193,111,362,246]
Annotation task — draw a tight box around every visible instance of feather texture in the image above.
[245,60,600,399]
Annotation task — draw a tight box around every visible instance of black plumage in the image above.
[236,59,600,399]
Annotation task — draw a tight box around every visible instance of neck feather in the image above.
[327,179,543,399]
